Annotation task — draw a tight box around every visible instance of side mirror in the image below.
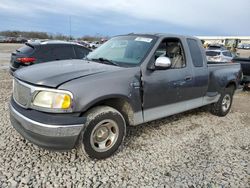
[154,57,172,69]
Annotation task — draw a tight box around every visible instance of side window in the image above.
[74,46,89,59]
[187,39,203,67]
[53,46,75,60]
[223,51,232,57]
[155,38,186,69]
[39,46,54,62]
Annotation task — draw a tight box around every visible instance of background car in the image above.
[10,40,92,74]
[89,41,101,49]
[244,44,250,49]
[206,49,234,63]
[238,43,250,49]
[207,44,227,50]
[6,37,17,43]
[0,35,7,43]
[16,37,28,43]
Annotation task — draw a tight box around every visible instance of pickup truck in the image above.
[10,34,242,159]
[233,57,250,89]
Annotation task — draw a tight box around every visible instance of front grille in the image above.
[13,80,31,107]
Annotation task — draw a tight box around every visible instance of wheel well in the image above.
[226,82,236,90]
[85,98,135,126]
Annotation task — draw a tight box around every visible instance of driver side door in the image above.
[142,37,193,122]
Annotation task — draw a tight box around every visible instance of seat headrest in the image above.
[166,44,180,57]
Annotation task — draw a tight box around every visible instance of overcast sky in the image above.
[0,0,249,37]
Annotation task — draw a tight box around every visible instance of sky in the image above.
[0,0,250,37]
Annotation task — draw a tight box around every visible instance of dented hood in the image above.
[14,59,122,88]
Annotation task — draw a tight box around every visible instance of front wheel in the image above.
[210,86,235,117]
[79,106,126,159]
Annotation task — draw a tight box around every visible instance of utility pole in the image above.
[69,16,72,40]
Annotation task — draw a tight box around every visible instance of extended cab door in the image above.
[142,37,195,122]
[186,38,209,100]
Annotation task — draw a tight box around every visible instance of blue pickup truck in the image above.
[10,34,242,159]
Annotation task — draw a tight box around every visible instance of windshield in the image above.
[86,36,156,67]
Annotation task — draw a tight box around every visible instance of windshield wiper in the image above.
[91,57,119,66]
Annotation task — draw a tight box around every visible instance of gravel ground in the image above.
[0,44,250,187]
[0,43,22,70]
[237,49,250,58]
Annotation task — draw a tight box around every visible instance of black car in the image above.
[10,40,91,74]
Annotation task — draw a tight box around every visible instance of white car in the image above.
[206,49,233,63]
[89,41,101,49]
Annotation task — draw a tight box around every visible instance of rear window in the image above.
[206,51,220,56]
[17,44,34,54]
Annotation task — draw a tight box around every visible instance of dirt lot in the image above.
[0,43,249,187]
[0,43,22,69]
[237,49,250,58]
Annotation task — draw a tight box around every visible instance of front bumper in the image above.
[10,99,86,150]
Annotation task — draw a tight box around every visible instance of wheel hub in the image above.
[90,119,119,152]
[222,94,231,112]
[95,127,109,142]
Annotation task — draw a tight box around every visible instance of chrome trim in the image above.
[13,79,31,108]
[13,79,74,113]
[10,104,83,137]
[155,57,172,68]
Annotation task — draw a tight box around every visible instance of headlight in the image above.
[32,91,72,110]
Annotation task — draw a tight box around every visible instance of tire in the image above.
[243,82,250,91]
[210,86,235,117]
[78,106,126,159]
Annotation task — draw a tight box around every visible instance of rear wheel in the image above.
[210,86,235,117]
[79,106,126,159]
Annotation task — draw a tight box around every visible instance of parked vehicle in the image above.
[207,44,227,50]
[16,37,28,43]
[6,37,17,43]
[233,57,250,89]
[76,41,91,48]
[10,34,242,159]
[0,35,7,43]
[206,49,234,63]
[10,40,92,74]
[238,43,250,49]
[244,44,250,49]
[89,41,101,49]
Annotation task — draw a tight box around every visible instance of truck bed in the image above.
[207,62,242,93]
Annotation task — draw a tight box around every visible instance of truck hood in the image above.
[14,59,122,88]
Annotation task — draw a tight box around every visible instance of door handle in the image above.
[185,76,192,81]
